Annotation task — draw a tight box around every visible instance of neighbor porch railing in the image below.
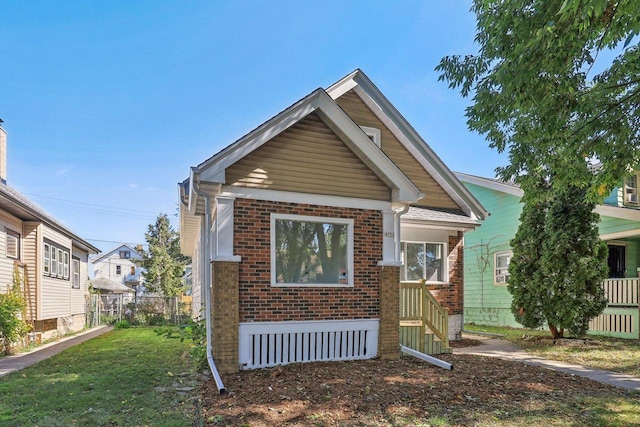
[589,278,640,339]
[400,280,449,354]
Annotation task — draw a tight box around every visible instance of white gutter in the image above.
[395,204,410,262]
[192,179,226,394]
[400,345,453,370]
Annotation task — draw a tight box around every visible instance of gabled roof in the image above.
[327,69,487,221]
[455,172,523,197]
[0,182,99,254]
[188,87,423,210]
[91,243,142,264]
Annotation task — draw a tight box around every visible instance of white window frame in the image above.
[360,126,381,147]
[115,265,122,275]
[72,257,80,289]
[400,241,448,283]
[6,229,20,259]
[44,243,50,275]
[494,250,512,285]
[43,241,70,281]
[624,174,639,205]
[270,213,354,287]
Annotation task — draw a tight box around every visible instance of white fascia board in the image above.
[599,229,640,241]
[220,186,393,211]
[455,172,524,198]
[400,219,479,232]
[596,204,640,221]
[196,90,324,183]
[312,94,422,204]
[328,70,487,220]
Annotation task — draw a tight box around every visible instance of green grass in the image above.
[466,323,640,377]
[0,327,199,426]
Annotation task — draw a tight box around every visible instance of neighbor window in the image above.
[116,265,122,275]
[625,174,638,205]
[119,250,130,259]
[495,251,512,285]
[6,229,20,259]
[401,242,446,282]
[43,240,70,280]
[271,214,353,286]
[72,257,80,289]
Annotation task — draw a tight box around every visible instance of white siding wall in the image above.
[40,226,73,319]
[190,228,202,320]
[92,254,138,284]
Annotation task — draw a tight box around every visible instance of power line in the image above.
[23,192,162,215]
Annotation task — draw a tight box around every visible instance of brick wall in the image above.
[425,232,464,315]
[234,198,383,322]
[211,261,239,373]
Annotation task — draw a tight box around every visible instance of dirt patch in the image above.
[199,354,637,426]
[448,338,483,348]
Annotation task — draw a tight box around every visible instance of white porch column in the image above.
[212,195,241,262]
[378,210,401,266]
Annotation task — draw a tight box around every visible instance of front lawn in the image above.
[0,327,200,426]
[466,323,640,377]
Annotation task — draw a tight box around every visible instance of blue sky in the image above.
[0,1,506,253]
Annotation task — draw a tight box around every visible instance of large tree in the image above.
[436,0,640,199]
[435,0,633,337]
[509,182,608,338]
[136,213,190,297]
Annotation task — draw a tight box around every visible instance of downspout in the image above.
[395,204,410,262]
[192,181,226,394]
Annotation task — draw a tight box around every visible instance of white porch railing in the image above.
[602,278,639,306]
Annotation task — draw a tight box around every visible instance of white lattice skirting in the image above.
[238,319,379,369]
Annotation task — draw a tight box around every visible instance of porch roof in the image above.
[402,206,480,230]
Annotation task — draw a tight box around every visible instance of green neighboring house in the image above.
[456,172,640,338]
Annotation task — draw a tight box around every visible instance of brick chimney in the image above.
[0,119,6,184]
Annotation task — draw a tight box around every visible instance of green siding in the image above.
[462,183,522,327]
[462,180,640,329]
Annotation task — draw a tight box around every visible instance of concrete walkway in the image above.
[0,325,113,378]
[456,333,640,391]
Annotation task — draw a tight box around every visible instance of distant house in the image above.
[91,243,144,290]
[179,70,486,374]
[0,123,99,340]
[457,172,640,339]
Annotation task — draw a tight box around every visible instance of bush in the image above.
[156,318,207,370]
[0,270,31,355]
[114,320,131,329]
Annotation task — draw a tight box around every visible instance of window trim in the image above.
[270,213,354,287]
[6,228,20,260]
[72,256,81,289]
[400,240,448,283]
[360,126,381,148]
[115,265,122,275]
[624,173,639,205]
[494,250,512,286]
[43,240,70,281]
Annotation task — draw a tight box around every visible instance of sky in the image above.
[0,1,507,254]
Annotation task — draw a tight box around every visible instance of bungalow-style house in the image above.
[0,123,99,340]
[457,171,640,339]
[179,70,486,377]
[91,243,144,290]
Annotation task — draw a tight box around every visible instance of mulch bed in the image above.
[199,352,636,426]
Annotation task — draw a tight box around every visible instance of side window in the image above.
[116,265,122,275]
[495,251,512,285]
[624,174,638,205]
[6,229,20,259]
[44,243,50,274]
[72,257,80,289]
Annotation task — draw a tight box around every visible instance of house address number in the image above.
[384,232,394,237]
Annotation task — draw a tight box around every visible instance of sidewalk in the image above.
[0,325,113,378]
[456,333,640,391]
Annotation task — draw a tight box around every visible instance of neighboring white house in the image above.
[0,122,100,340]
[91,243,144,289]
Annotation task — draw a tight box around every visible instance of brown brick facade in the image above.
[378,265,400,359]
[234,198,383,322]
[211,261,239,373]
[425,232,464,315]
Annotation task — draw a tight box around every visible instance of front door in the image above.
[607,244,626,278]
